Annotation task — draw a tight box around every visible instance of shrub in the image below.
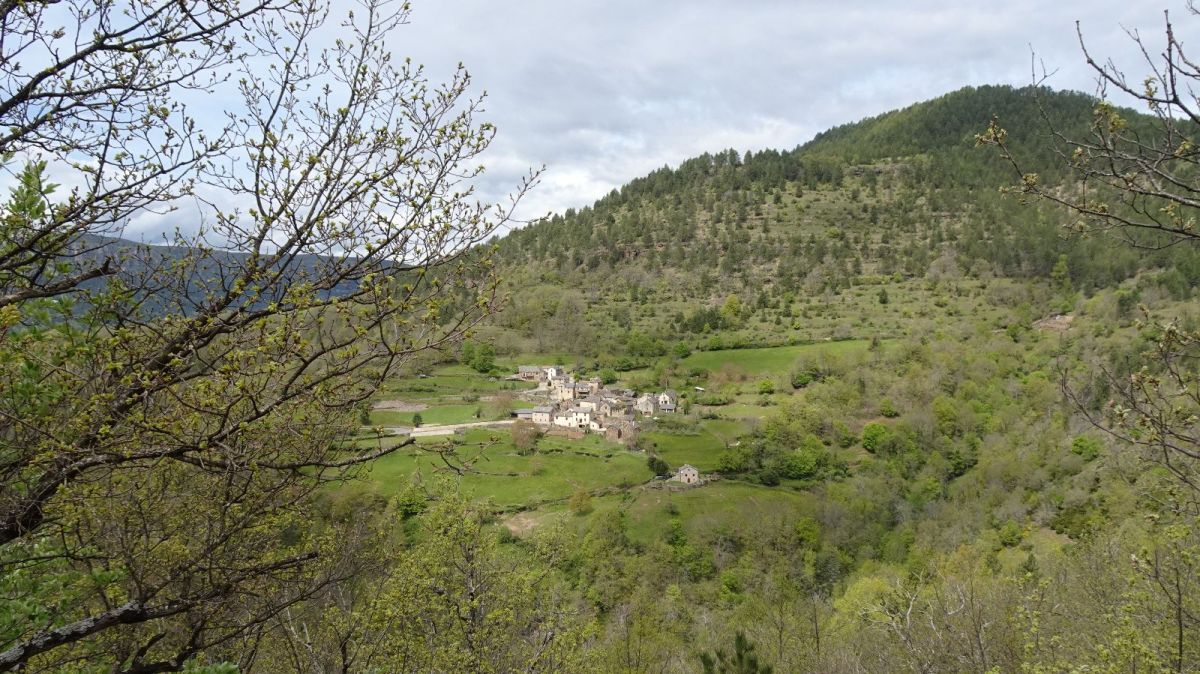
[790,369,813,389]
[568,489,593,516]
[757,466,781,486]
[833,420,857,448]
[647,455,671,476]
[777,449,820,480]
[861,422,889,453]
[512,419,542,454]
[395,482,428,519]
[1071,435,1102,461]
[997,520,1023,547]
[717,447,751,473]
[465,342,495,372]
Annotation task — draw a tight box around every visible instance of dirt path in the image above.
[1033,314,1074,332]
[372,400,428,412]
[394,419,516,438]
[503,512,544,536]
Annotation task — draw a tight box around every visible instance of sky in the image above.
[99,0,1185,241]
[381,0,1177,230]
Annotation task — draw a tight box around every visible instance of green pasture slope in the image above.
[351,429,652,508]
[642,419,750,472]
[680,339,871,374]
[368,400,523,427]
[379,364,535,398]
[536,479,817,545]
[370,363,532,427]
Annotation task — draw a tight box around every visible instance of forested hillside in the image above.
[8,0,1200,666]
[483,85,1196,358]
[374,81,1200,673]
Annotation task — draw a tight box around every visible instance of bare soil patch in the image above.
[1033,314,1075,332]
[502,511,545,536]
[372,400,428,412]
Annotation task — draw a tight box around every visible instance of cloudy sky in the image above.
[381,0,1176,229]
[100,0,1182,240]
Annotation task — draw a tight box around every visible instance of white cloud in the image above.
[79,0,1184,239]
[382,0,1179,222]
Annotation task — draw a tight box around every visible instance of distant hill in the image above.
[801,85,1097,168]
[67,235,365,317]
[57,86,1192,350]
[483,85,1198,356]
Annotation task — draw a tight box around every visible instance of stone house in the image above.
[568,407,593,428]
[577,395,603,412]
[658,390,679,413]
[675,464,700,485]
[574,379,601,396]
[553,383,579,403]
[635,394,657,416]
[516,365,544,381]
[599,397,627,417]
[605,417,638,445]
[531,406,554,425]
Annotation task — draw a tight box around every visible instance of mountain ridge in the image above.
[480,84,1192,357]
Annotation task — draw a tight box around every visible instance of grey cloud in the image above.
[87,0,1185,239]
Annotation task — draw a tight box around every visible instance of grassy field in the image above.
[379,365,534,399]
[368,400,523,427]
[681,339,871,375]
[642,419,751,472]
[350,429,652,507]
[499,476,818,545]
[568,480,816,545]
[371,362,533,428]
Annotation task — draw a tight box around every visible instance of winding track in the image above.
[384,419,517,438]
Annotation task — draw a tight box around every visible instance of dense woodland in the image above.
[485,86,1197,361]
[5,1,1200,672]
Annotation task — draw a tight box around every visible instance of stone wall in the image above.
[544,426,586,441]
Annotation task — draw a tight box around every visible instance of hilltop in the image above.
[480,85,1192,358]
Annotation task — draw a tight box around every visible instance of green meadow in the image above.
[642,419,750,472]
[368,400,523,427]
[680,339,870,374]
[350,429,652,508]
